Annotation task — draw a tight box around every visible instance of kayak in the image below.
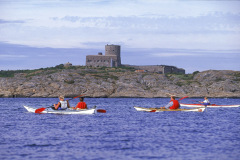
[23,106,96,114]
[180,103,240,108]
[134,106,205,112]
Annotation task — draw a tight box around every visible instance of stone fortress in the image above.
[86,44,185,74]
[86,44,121,67]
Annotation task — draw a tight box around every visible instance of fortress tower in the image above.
[86,44,121,67]
[105,45,121,65]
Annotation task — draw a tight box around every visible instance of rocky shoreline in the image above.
[0,68,239,98]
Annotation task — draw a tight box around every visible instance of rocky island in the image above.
[0,66,239,98]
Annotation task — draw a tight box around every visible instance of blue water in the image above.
[0,98,240,160]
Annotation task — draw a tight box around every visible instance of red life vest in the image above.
[169,100,180,109]
[76,102,87,109]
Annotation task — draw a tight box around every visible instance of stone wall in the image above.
[86,55,119,67]
[129,65,185,74]
[164,66,185,74]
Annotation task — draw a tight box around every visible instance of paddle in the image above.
[97,109,106,113]
[91,105,106,113]
[178,96,189,101]
[35,94,84,114]
[191,100,201,103]
[150,110,156,112]
[150,96,189,112]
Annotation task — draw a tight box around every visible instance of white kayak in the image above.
[24,106,96,114]
[134,106,205,112]
[180,103,240,108]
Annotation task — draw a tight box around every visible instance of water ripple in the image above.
[0,98,240,160]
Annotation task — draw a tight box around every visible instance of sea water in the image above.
[0,98,240,160]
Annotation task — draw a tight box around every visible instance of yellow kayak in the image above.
[134,106,205,112]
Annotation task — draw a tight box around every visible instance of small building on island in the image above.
[64,62,72,67]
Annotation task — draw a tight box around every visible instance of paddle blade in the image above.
[73,94,84,99]
[179,96,189,101]
[35,108,46,114]
[97,109,106,113]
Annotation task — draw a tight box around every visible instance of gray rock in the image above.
[0,69,239,98]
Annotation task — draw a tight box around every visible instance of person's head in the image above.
[171,96,176,100]
[59,96,64,101]
[79,97,84,102]
[204,96,208,100]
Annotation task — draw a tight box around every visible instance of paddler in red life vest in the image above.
[54,96,70,110]
[160,96,180,109]
[72,97,88,110]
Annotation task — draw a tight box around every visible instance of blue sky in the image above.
[0,0,239,73]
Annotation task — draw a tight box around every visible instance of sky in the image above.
[0,0,240,73]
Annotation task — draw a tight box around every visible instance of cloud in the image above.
[50,12,240,33]
[0,19,25,24]
[150,48,240,58]
[0,1,240,50]
[0,54,27,58]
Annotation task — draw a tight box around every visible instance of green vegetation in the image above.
[215,77,224,82]
[0,70,16,77]
[176,74,194,80]
[64,80,75,84]
[234,72,240,77]
[176,81,184,87]
[165,71,201,86]
[0,64,86,77]
[166,73,194,81]
[234,72,240,81]
[193,71,200,76]
[0,65,200,80]
[90,72,119,81]
[94,66,135,72]
[0,70,37,77]
[118,66,136,71]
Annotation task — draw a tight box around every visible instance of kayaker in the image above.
[160,96,180,109]
[201,96,210,105]
[54,96,70,110]
[72,97,88,110]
